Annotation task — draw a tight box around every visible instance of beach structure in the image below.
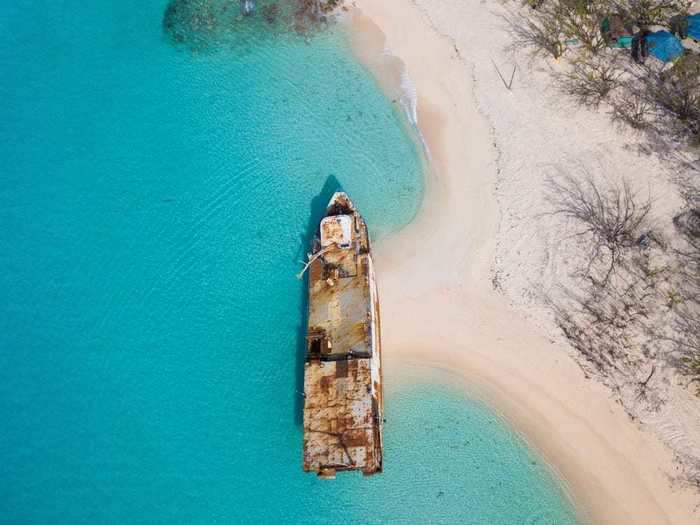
[301,192,384,478]
[647,30,684,62]
[601,14,634,48]
[632,30,684,63]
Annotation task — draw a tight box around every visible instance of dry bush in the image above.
[509,0,610,58]
[608,54,700,144]
[613,0,691,28]
[560,54,623,107]
[548,260,670,411]
[662,285,700,394]
[556,0,610,54]
[514,0,699,145]
[673,209,700,300]
[547,174,651,286]
[506,8,565,59]
[674,209,700,239]
[611,84,653,130]
[669,209,700,391]
[672,306,700,392]
[545,174,667,396]
[637,54,700,141]
[549,282,649,377]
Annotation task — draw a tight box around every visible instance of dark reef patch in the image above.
[162,0,344,53]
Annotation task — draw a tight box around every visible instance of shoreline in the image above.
[345,2,699,524]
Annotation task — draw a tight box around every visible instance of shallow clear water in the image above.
[1,1,579,523]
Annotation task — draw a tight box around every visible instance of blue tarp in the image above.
[688,13,700,40]
[647,31,684,62]
[615,35,633,48]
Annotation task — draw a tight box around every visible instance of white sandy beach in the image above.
[347,1,700,523]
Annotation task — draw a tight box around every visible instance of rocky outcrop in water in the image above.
[162,0,344,52]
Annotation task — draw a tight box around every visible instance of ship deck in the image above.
[302,193,383,478]
[306,251,372,359]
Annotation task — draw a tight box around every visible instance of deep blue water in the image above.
[0,1,580,523]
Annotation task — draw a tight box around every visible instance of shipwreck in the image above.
[301,192,384,478]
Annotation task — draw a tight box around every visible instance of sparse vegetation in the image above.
[546,174,650,286]
[613,0,692,28]
[642,53,700,140]
[610,83,652,129]
[545,176,700,401]
[514,1,700,400]
[507,7,566,59]
[510,0,700,144]
[510,0,608,58]
[674,306,700,392]
[671,209,700,390]
[557,0,610,54]
[560,54,623,106]
[504,0,700,493]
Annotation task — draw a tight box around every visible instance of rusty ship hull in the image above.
[302,192,383,478]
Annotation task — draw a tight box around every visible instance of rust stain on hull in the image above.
[302,192,383,479]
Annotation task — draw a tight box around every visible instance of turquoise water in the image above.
[0,1,579,523]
